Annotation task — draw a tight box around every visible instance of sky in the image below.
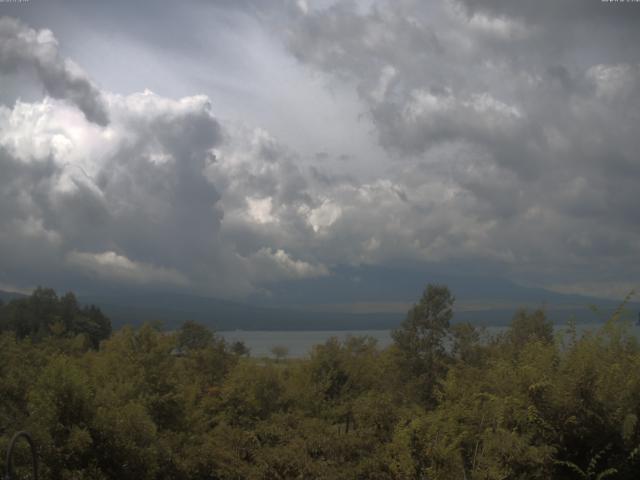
[0,0,639,305]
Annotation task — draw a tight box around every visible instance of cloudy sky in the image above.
[1,0,639,305]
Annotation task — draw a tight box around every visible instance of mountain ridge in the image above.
[1,272,637,331]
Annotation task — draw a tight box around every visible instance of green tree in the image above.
[0,287,111,348]
[230,340,250,357]
[271,345,289,362]
[221,361,286,427]
[451,321,484,366]
[177,320,214,351]
[507,308,553,349]
[27,356,97,479]
[392,284,454,405]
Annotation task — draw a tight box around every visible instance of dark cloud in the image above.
[278,0,640,293]
[1,2,639,300]
[456,0,640,24]
[0,23,331,296]
[0,93,229,292]
[0,17,109,125]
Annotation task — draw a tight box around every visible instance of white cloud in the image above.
[247,196,277,224]
[587,63,638,99]
[466,12,529,39]
[67,251,189,286]
[305,199,342,233]
[245,247,329,283]
[371,64,397,103]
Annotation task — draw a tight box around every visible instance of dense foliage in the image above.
[0,288,111,348]
[1,286,639,479]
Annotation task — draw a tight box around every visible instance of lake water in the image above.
[220,330,394,358]
[220,322,640,358]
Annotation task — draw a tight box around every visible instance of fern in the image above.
[554,445,617,480]
[554,459,587,478]
[595,468,618,480]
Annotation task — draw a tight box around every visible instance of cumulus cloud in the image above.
[1,4,639,300]
[271,0,640,292]
[0,91,235,293]
[244,248,329,283]
[0,15,247,295]
[0,17,109,125]
[0,17,335,296]
[67,251,189,286]
[455,0,640,25]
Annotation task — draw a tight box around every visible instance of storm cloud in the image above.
[0,0,639,300]
[0,17,109,125]
[0,21,331,296]
[279,0,640,292]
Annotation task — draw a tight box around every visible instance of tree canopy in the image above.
[0,287,111,348]
[1,285,639,479]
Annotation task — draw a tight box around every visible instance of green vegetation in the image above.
[0,287,111,348]
[1,286,640,479]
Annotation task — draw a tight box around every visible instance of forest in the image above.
[1,286,640,479]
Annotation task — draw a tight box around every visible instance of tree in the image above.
[392,284,454,405]
[507,308,553,349]
[27,356,97,479]
[176,320,213,351]
[271,345,289,362]
[230,340,250,356]
[0,288,111,348]
[450,322,484,366]
[221,361,286,426]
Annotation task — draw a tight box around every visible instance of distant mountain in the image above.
[77,291,401,331]
[251,265,619,308]
[76,278,639,332]
[3,267,638,332]
[245,265,638,327]
[0,289,26,303]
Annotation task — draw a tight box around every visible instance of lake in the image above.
[220,330,393,358]
[220,322,640,358]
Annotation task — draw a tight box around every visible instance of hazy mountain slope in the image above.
[3,271,637,331]
[0,289,26,302]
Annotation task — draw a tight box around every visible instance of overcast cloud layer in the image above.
[0,1,639,300]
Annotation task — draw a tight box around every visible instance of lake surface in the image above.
[220,322,640,358]
[220,330,394,358]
